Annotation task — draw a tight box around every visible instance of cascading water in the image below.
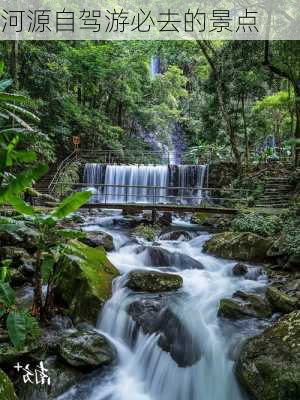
[83,164,207,205]
[150,56,160,79]
[58,213,269,400]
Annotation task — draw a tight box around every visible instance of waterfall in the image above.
[58,216,268,400]
[150,56,160,79]
[83,164,207,204]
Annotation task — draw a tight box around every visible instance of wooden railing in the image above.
[55,182,249,208]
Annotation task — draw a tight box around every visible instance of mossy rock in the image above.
[54,240,119,324]
[236,311,300,400]
[126,271,183,293]
[59,328,115,368]
[218,292,272,320]
[0,369,18,400]
[266,286,299,314]
[0,342,40,365]
[79,231,114,252]
[203,232,272,262]
[191,213,232,230]
[16,356,82,400]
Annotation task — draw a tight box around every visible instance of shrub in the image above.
[231,213,283,237]
[133,224,160,241]
[278,211,300,255]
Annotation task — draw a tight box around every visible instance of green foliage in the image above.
[278,211,300,256]
[0,282,41,349]
[134,224,160,241]
[231,213,283,237]
[51,191,91,219]
[6,311,26,349]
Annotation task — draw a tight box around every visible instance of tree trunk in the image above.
[32,250,44,320]
[196,41,242,170]
[241,95,249,167]
[10,41,19,89]
[294,81,300,167]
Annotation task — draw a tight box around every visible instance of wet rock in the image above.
[159,230,192,241]
[203,232,272,262]
[232,263,248,276]
[0,227,37,254]
[266,286,299,314]
[128,298,166,334]
[0,341,41,365]
[158,212,172,226]
[139,246,204,269]
[59,328,115,369]
[191,213,233,231]
[218,291,272,320]
[126,271,183,293]
[0,246,34,274]
[79,231,114,252]
[128,298,202,367]
[53,241,119,324]
[236,311,300,400]
[0,368,18,400]
[285,254,300,272]
[16,356,83,400]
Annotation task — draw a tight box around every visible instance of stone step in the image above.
[256,197,291,202]
[264,176,290,180]
[264,188,292,193]
[264,184,292,190]
[256,204,288,209]
[256,202,289,207]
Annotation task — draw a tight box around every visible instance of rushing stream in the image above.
[58,212,269,400]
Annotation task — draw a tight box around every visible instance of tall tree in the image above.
[196,40,242,168]
[264,40,300,166]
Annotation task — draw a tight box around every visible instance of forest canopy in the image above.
[0,40,299,166]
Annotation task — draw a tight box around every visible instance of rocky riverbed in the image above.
[0,209,299,400]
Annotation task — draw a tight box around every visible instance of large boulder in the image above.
[54,241,119,324]
[218,291,272,320]
[0,341,40,365]
[0,226,37,254]
[159,230,192,241]
[138,246,204,269]
[236,311,300,400]
[15,356,83,400]
[191,213,233,231]
[128,297,201,367]
[203,232,273,262]
[79,231,114,252]
[266,286,299,314]
[126,271,183,293]
[0,368,18,400]
[58,328,115,369]
[232,263,248,276]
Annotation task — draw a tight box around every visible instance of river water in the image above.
[58,211,269,400]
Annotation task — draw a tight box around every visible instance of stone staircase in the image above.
[34,161,61,195]
[255,175,294,208]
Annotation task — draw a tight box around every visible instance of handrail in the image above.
[58,182,249,193]
[48,150,78,193]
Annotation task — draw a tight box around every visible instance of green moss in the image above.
[236,311,300,400]
[133,224,160,241]
[0,369,18,400]
[203,231,272,262]
[266,286,298,314]
[55,240,119,323]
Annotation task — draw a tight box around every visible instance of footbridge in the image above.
[39,149,250,215]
